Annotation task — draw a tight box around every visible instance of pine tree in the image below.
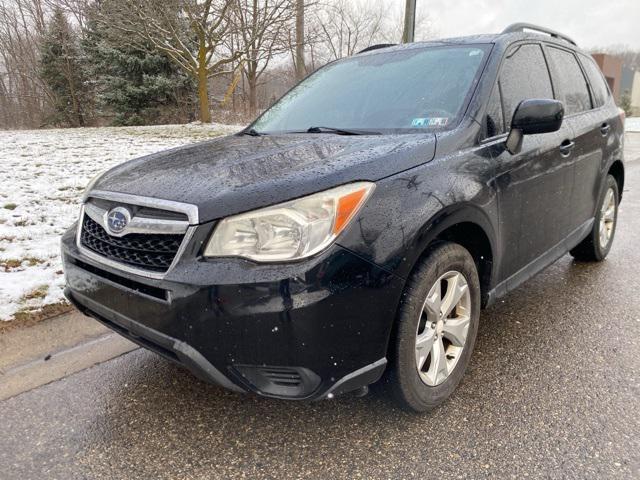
[620,90,633,117]
[83,3,194,126]
[39,8,88,127]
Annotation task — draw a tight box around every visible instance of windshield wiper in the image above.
[305,126,381,135]
[241,128,266,136]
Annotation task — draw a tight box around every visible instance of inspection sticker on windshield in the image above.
[412,117,449,127]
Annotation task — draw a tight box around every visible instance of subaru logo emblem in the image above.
[106,207,131,235]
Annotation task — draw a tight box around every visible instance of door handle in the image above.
[559,139,575,156]
[600,123,611,136]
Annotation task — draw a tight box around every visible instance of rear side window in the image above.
[546,47,592,114]
[580,54,610,107]
[499,44,553,130]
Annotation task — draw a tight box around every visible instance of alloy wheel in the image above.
[599,187,616,249]
[415,271,471,386]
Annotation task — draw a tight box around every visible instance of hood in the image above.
[92,133,436,223]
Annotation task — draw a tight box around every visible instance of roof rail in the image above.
[502,23,576,46]
[358,44,396,54]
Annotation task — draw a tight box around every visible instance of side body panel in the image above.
[337,118,500,286]
[491,127,575,278]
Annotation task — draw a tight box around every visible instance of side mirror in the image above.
[506,99,564,154]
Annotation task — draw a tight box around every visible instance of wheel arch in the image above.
[403,203,497,308]
[608,160,624,201]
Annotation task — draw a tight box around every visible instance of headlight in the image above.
[204,182,375,262]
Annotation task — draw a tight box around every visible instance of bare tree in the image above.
[294,0,304,79]
[379,4,435,44]
[305,0,434,66]
[99,0,249,123]
[0,0,51,128]
[233,0,294,116]
[0,59,12,127]
[313,0,385,61]
[285,0,317,75]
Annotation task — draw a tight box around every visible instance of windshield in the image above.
[252,45,490,134]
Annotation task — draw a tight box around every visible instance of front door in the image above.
[483,42,576,281]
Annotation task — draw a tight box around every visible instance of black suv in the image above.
[62,24,625,412]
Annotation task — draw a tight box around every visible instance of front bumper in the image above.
[61,225,404,400]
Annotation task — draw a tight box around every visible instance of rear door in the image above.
[487,43,575,280]
[578,52,621,203]
[544,45,601,227]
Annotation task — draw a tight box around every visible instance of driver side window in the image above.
[495,44,554,132]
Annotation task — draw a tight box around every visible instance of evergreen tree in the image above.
[620,90,633,117]
[83,4,194,126]
[39,8,88,127]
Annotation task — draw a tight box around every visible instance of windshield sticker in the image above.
[469,49,483,56]
[412,117,449,127]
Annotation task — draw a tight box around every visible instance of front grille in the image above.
[80,215,184,272]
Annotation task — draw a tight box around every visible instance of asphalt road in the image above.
[2,137,640,480]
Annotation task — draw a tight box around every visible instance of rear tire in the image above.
[385,242,481,413]
[570,174,619,262]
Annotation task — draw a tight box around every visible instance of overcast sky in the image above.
[407,0,640,49]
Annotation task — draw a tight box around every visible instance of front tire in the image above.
[386,242,481,413]
[570,174,619,262]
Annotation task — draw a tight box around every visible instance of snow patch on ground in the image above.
[0,123,241,321]
[626,117,640,132]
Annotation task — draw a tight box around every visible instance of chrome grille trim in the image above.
[76,192,199,280]
[88,190,199,224]
[84,201,189,237]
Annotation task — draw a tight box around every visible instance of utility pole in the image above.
[295,0,306,80]
[402,0,417,43]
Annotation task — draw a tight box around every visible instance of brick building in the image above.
[591,53,624,100]
[591,53,639,115]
